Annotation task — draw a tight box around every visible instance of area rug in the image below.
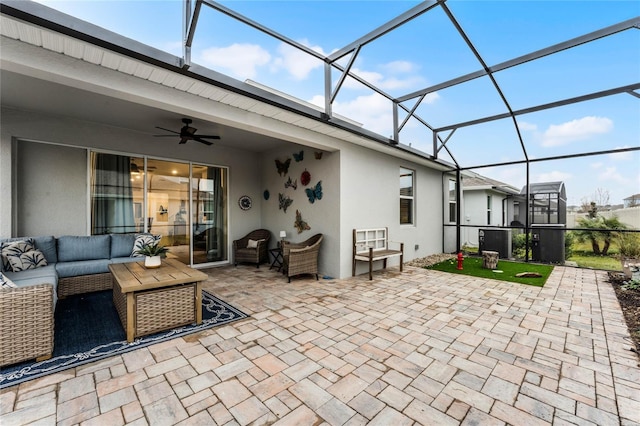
[0,290,248,389]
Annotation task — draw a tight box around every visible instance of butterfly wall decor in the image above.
[275,158,291,176]
[279,193,293,213]
[305,181,323,204]
[294,210,311,233]
[293,150,304,162]
[285,176,297,190]
[314,151,323,160]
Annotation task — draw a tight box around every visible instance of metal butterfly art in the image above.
[279,193,293,213]
[294,210,311,233]
[285,176,298,190]
[305,181,323,204]
[275,158,291,176]
[293,150,304,162]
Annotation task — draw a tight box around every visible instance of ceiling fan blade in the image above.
[193,134,221,139]
[193,136,214,146]
[155,126,180,135]
[179,137,189,144]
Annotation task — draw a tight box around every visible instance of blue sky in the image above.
[36,0,640,206]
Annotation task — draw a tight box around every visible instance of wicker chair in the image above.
[282,234,323,282]
[0,283,54,367]
[233,229,271,267]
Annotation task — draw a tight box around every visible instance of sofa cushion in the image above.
[57,235,111,262]
[1,240,36,272]
[132,234,161,257]
[109,257,142,265]
[110,234,137,258]
[5,265,58,307]
[55,259,111,278]
[33,236,58,264]
[4,264,58,286]
[7,249,48,272]
[0,238,35,272]
[0,272,17,288]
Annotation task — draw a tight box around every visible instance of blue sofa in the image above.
[0,234,142,366]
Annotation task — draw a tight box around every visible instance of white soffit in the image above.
[0,13,452,171]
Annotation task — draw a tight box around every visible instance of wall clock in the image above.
[238,195,252,211]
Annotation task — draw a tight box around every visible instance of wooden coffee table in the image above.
[109,259,209,342]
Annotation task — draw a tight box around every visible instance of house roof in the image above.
[624,194,640,200]
[519,182,566,196]
[462,172,519,195]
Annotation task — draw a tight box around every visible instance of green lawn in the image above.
[427,256,553,287]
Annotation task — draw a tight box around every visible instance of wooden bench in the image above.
[353,228,404,280]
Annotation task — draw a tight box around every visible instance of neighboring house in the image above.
[0,2,450,280]
[458,172,520,247]
[624,194,640,208]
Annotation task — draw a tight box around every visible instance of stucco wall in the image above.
[17,141,87,236]
[340,145,443,279]
[260,145,340,279]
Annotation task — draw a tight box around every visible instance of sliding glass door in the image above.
[90,152,228,266]
[192,164,228,264]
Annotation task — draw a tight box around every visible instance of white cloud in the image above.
[272,40,326,80]
[310,93,393,135]
[608,146,633,161]
[535,171,572,182]
[590,162,603,169]
[517,121,537,132]
[541,116,613,147]
[344,62,428,92]
[200,43,271,80]
[598,166,628,184]
[380,60,417,73]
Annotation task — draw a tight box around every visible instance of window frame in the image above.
[400,167,415,226]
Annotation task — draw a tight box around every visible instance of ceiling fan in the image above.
[154,118,220,146]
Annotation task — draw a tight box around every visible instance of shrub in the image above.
[617,232,640,259]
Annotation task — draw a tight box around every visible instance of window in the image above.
[487,195,492,224]
[448,179,457,223]
[400,167,414,225]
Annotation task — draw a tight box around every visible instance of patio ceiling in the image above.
[0,0,638,173]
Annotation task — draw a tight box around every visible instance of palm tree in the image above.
[573,215,627,256]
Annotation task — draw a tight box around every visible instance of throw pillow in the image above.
[1,239,36,272]
[132,234,162,257]
[7,249,48,272]
[247,239,259,249]
[0,272,17,288]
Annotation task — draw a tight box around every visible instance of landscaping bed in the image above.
[608,271,640,355]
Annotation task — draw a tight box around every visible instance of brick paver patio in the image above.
[1,264,639,425]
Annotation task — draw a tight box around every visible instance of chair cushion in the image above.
[110,234,137,258]
[57,235,111,262]
[7,249,48,272]
[55,259,111,278]
[247,239,259,249]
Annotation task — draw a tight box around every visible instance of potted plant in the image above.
[135,242,169,269]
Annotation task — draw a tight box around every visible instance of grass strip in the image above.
[427,256,553,287]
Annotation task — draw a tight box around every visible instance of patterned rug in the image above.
[0,290,248,389]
